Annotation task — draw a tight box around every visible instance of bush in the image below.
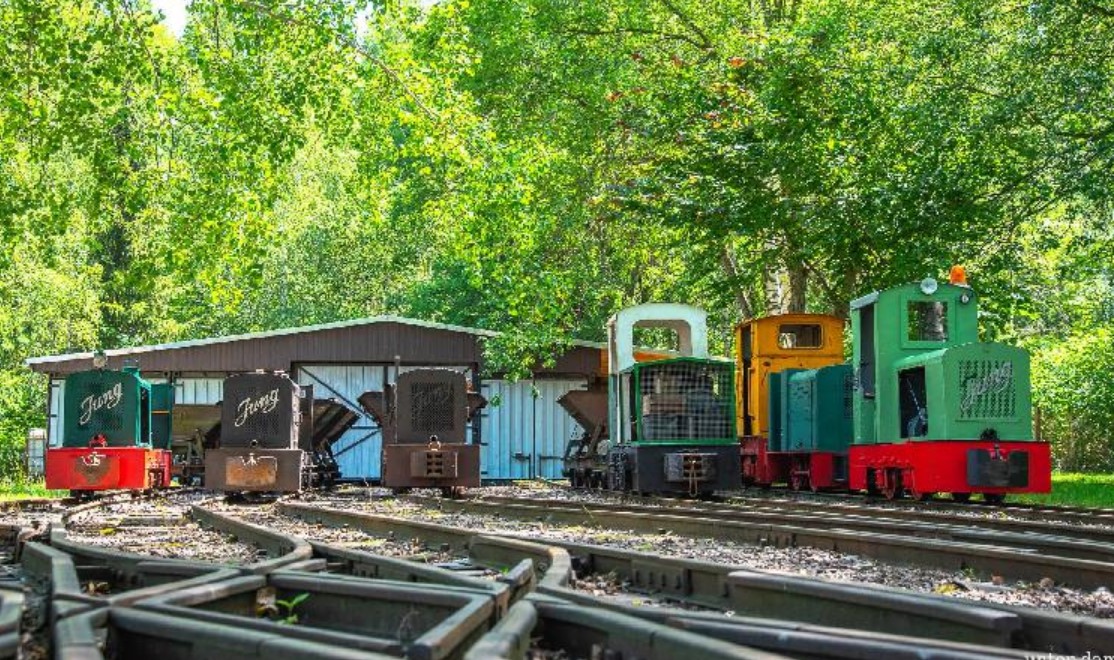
[1030,326,1114,472]
[0,369,47,481]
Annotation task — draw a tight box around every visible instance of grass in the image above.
[0,479,66,502]
[1011,472,1114,508]
[2,473,1112,508]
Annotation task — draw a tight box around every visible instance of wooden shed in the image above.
[26,316,604,481]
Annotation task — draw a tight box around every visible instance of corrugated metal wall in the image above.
[48,379,63,447]
[296,365,388,480]
[480,378,587,480]
[174,378,223,404]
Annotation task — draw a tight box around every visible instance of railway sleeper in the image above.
[132,572,495,660]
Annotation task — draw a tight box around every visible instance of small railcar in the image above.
[736,314,847,491]
[359,368,487,495]
[204,371,330,494]
[737,270,1052,502]
[45,364,174,495]
[564,303,741,496]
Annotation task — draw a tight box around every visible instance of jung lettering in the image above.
[961,362,1013,412]
[79,383,123,425]
[235,388,280,427]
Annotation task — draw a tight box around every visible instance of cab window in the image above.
[777,323,823,349]
[907,302,948,342]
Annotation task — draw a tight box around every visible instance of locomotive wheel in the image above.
[908,489,934,502]
[951,492,972,503]
[881,470,901,500]
[864,469,880,497]
[789,472,806,491]
[982,493,1006,505]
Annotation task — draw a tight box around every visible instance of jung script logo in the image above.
[961,362,1013,413]
[235,388,280,427]
[79,383,123,425]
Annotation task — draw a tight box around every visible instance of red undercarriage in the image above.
[45,447,172,492]
[740,436,846,491]
[741,436,1052,498]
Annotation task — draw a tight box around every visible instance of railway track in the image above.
[437,494,1114,588]
[1,487,1111,658]
[722,488,1114,525]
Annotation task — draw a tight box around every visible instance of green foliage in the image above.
[275,592,310,625]
[1012,473,1114,508]
[0,479,64,502]
[1,0,1114,474]
[1031,327,1114,472]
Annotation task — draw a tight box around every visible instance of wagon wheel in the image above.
[951,492,972,503]
[982,493,1006,505]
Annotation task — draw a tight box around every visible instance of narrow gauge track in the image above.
[473,490,1114,552]
[253,497,1114,656]
[502,479,1114,528]
[431,494,1114,590]
[12,489,1114,658]
[727,488,1114,526]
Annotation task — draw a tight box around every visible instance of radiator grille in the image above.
[958,360,1016,419]
[77,377,125,432]
[411,382,456,434]
[842,371,854,421]
[638,361,733,441]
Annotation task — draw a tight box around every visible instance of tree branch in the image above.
[1078,1,1114,18]
[657,0,715,52]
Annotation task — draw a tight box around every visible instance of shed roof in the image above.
[26,315,606,377]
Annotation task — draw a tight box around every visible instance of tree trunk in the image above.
[785,263,807,312]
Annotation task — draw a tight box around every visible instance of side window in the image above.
[859,305,875,397]
[908,301,948,342]
[777,323,823,349]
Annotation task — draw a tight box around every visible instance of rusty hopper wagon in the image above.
[359,368,487,495]
[205,371,313,493]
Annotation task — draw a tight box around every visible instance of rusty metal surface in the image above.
[394,370,469,444]
[382,444,480,489]
[278,499,1114,655]
[220,373,300,449]
[204,448,305,492]
[557,387,609,438]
